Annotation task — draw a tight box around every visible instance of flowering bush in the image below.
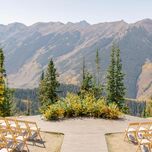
[44,104,65,120]
[43,92,122,120]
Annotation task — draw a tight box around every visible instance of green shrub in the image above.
[145,100,152,117]
[63,93,82,117]
[103,103,122,119]
[44,104,65,120]
[44,92,122,120]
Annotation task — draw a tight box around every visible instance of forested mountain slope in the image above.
[1,19,152,99]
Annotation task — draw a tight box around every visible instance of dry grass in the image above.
[22,131,64,152]
[105,132,137,152]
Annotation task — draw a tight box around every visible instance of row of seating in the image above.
[124,122,152,152]
[0,117,43,152]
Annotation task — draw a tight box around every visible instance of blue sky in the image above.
[0,0,152,25]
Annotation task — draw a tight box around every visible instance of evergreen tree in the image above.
[106,45,116,103]
[106,44,125,109]
[115,47,125,108]
[79,57,93,96]
[0,48,13,116]
[82,57,85,82]
[39,59,60,112]
[95,49,103,97]
[79,57,102,98]
[40,70,44,81]
[81,71,93,93]
[95,49,100,86]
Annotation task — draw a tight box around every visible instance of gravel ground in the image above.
[17,115,148,152]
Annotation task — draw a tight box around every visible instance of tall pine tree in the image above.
[80,57,92,95]
[79,57,102,98]
[39,59,60,112]
[0,48,13,116]
[106,45,116,103]
[106,44,125,109]
[95,49,100,86]
[115,47,125,108]
[95,49,103,98]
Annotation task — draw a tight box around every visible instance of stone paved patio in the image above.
[18,115,148,152]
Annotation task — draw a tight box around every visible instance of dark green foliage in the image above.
[13,88,39,115]
[106,44,126,109]
[0,49,5,74]
[80,72,93,93]
[115,47,126,108]
[125,98,146,117]
[106,45,116,103]
[1,88,14,116]
[40,70,45,81]
[0,48,13,117]
[79,57,102,98]
[58,84,79,97]
[79,57,94,96]
[39,59,60,112]
[95,49,100,86]
[13,84,79,116]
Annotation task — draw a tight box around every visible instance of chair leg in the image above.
[136,144,141,152]
[148,144,151,152]
[124,131,130,142]
[38,131,42,141]
[124,132,127,141]
[25,142,29,152]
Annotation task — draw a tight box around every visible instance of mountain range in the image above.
[1,19,152,99]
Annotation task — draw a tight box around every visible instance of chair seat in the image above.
[20,125,27,129]
[139,127,147,131]
[141,139,150,144]
[5,134,13,139]
[0,148,12,152]
[16,136,25,141]
[126,128,136,132]
[10,124,17,128]
[19,130,28,136]
[0,123,7,127]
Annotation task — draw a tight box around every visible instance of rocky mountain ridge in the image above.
[1,19,152,99]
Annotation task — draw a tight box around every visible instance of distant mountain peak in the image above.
[77,20,90,26]
[137,18,152,24]
[7,22,26,28]
[66,20,90,27]
[135,18,152,32]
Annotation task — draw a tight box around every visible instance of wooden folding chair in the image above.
[17,119,45,147]
[138,122,152,132]
[136,133,152,152]
[124,122,140,142]
[0,117,9,129]
[17,120,42,141]
[0,129,16,152]
[25,121,42,141]
[5,118,28,138]
[0,128,29,152]
[137,122,152,139]
[6,118,19,129]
